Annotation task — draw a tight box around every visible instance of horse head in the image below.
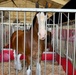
[37,12,47,40]
[35,1,48,40]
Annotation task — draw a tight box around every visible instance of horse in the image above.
[11,12,48,75]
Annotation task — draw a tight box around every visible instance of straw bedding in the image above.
[0,61,66,75]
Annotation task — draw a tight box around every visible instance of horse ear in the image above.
[35,1,39,8]
[45,1,48,8]
[44,1,48,15]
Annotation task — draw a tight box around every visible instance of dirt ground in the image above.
[0,60,66,75]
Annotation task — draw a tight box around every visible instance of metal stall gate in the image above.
[0,7,76,75]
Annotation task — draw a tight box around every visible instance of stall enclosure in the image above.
[0,7,76,75]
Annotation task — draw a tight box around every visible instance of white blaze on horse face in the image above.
[37,12,47,40]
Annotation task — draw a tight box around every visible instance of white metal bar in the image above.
[1,11,4,75]
[31,12,33,75]
[8,11,11,75]
[37,37,40,75]
[44,13,48,75]
[0,7,76,13]
[64,29,66,49]
[73,13,76,75]
[0,23,24,25]
[56,25,59,51]
[4,26,6,46]
[16,11,19,75]
[52,12,55,75]
[59,12,62,75]
[66,13,69,75]
[43,52,55,54]
[23,12,26,75]
[57,13,60,55]
[58,12,60,74]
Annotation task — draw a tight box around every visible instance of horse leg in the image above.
[36,62,41,75]
[36,55,42,75]
[26,55,31,75]
[14,50,22,70]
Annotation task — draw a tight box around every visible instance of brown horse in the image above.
[11,12,48,75]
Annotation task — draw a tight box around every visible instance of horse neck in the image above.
[32,13,39,40]
[33,22,38,39]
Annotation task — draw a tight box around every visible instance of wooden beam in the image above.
[51,0,69,5]
[0,0,8,3]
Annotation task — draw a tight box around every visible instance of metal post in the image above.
[8,11,11,75]
[23,12,26,75]
[52,12,55,75]
[1,11,4,75]
[16,11,19,75]
[73,13,76,75]
[66,13,69,75]
[44,13,47,75]
[59,12,62,75]
[31,12,33,75]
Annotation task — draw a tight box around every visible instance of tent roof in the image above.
[49,0,76,24]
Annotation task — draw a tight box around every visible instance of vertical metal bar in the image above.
[57,12,61,55]
[4,26,6,46]
[73,13,76,75]
[64,28,66,49]
[38,16,39,62]
[59,12,62,75]
[56,25,59,52]
[38,12,40,75]
[16,11,19,75]
[23,12,26,75]
[8,11,11,75]
[1,11,4,75]
[31,12,33,75]
[44,13,47,75]
[37,26,40,75]
[52,12,55,75]
[66,13,69,75]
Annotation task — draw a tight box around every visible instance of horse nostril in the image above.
[38,33,41,37]
[38,32,46,40]
[42,37,45,40]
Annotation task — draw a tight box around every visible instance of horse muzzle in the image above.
[38,32,47,40]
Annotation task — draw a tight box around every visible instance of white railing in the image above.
[0,7,76,75]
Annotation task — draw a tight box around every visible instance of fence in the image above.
[0,7,76,75]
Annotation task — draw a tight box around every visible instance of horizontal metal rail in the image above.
[0,7,76,13]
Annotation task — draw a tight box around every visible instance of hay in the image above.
[0,61,66,75]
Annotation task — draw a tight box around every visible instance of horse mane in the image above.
[33,12,39,27]
[33,12,46,29]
